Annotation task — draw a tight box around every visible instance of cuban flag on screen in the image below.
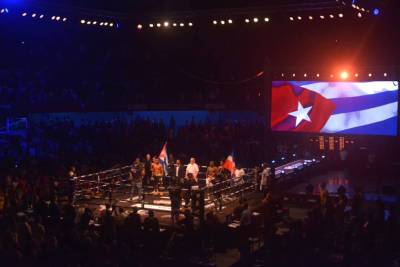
[271,81,399,136]
[159,142,168,173]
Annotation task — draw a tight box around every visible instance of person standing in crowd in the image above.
[151,157,164,194]
[183,173,197,207]
[130,158,144,201]
[206,161,218,186]
[260,163,271,192]
[144,154,152,188]
[174,159,186,184]
[185,157,199,181]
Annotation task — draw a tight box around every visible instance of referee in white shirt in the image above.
[185,157,199,181]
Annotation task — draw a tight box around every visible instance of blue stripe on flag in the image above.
[331,90,398,114]
[337,116,398,136]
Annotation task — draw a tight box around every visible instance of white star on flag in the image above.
[288,101,312,127]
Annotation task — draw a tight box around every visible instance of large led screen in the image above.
[271,81,399,136]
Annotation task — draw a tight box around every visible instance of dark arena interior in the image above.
[1,0,400,266]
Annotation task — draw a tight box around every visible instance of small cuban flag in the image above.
[158,142,169,173]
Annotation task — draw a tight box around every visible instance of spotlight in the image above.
[0,9,4,14]
[281,73,285,77]
[340,71,349,80]
[308,15,313,20]
[312,158,316,162]
[357,12,362,18]
[63,17,67,22]
[368,73,372,77]
[292,73,296,77]
[297,16,302,20]
[289,16,294,21]
[87,21,91,25]
[292,154,296,157]
[373,8,380,16]
[338,13,344,18]
[354,73,359,77]
[320,15,325,19]
[80,19,85,24]
[51,16,55,20]
[213,20,217,25]
[109,23,114,27]
[322,155,326,159]
[281,157,285,160]
[149,23,154,27]
[32,13,36,18]
[92,21,97,24]
[173,23,177,27]
[100,22,104,26]
[245,18,250,23]
[383,72,387,77]
[316,73,320,77]
[329,14,334,18]
[179,22,184,27]
[137,24,143,29]
[188,22,193,26]
[220,20,225,25]
[39,14,44,19]
[156,23,161,27]
[304,73,307,77]
[228,19,233,24]
[104,22,108,26]
[253,17,258,23]
[271,160,276,164]
[56,16,60,21]
[163,21,169,27]
[264,17,269,22]
[22,12,27,17]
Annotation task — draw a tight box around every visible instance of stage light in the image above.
[281,157,285,160]
[297,16,302,20]
[80,19,85,24]
[264,17,269,22]
[32,13,36,17]
[0,9,4,14]
[368,73,372,77]
[156,23,161,27]
[316,73,320,77]
[357,12,362,18]
[340,71,349,80]
[271,160,276,164]
[51,16,55,20]
[289,16,294,21]
[137,24,143,29]
[292,73,296,77]
[320,15,325,19]
[188,22,193,26]
[245,18,250,23]
[338,13,344,18]
[384,72,387,77]
[220,20,225,25]
[308,15,313,20]
[329,14,334,18]
[56,16,60,21]
[39,14,44,19]
[104,22,108,26]
[354,73,359,77]
[149,23,154,27]
[228,19,233,24]
[322,155,326,159]
[22,12,27,16]
[87,21,91,25]
[312,158,316,162]
[100,22,104,26]
[213,20,217,25]
[172,23,177,27]
[109,23,114,27]
[304,73,307,77]
[281,73,285,77]
[373,8,380,16]
[179,22,184,27]
[292,154,296,157]
[63,17,67,22]
[164,21,169,27]
[253,17,258,23]
[92,21,97,24]
[330,74,334,78]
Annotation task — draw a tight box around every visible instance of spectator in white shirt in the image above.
[185,157,199,180]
